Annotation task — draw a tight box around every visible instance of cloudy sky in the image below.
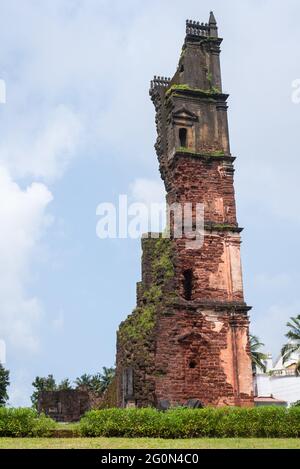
[0,0,299,406]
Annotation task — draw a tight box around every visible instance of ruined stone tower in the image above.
[116,13,254,408]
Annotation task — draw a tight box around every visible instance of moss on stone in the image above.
[210,86,221,94]
[118,237,175,344]
[209,224,236,231]
[177,146,195,154]
[165,84,191,96]
[165,83,221,98]
[206,71,213,85]
[152,237,175,282]
[120,304,156,340]
[202,150,225,157]
[176,148,225,158]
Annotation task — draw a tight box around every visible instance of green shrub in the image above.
[0,407,56,437]
[79,407,300,438]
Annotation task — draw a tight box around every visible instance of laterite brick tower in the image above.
[116,12,254,408]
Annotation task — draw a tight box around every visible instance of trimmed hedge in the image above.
[79,407,300,438]
[0,408,56,437]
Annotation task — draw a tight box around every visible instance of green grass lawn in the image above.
[1,438,300,449]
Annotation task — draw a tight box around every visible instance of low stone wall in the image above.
[38,390,91,422]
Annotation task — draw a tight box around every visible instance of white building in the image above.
[255,350,300,406]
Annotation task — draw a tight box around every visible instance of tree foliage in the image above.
[57,378,73,391]
[281,315,300,375]
[99,367,115,394]
[75,367,115,395]
[31,374,57,409]
[250,335,267,373]
[31,366,116,408]
[0,363,9,407]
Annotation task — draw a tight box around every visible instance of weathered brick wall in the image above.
[173,233,244,302]
[167,156,237,226]
[116,237,176,407]
[154,307,253,407]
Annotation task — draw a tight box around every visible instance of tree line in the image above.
[0,365,115,409]
[31,366,115,409]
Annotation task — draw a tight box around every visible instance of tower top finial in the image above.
[209,11,217,25]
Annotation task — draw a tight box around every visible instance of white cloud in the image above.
[0,166,53,353]
[0,79,6,104]
[0,340,6,364]
[0,106,83,182]
[0,0,184,170]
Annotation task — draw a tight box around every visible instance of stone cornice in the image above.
[185,36,223,47]
[204,222,243,233]
[170,149,236,163]
[165,84,228,101]
[164,299,252,314]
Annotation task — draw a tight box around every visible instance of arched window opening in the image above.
[179,127,187,147]
[183,269,193,300]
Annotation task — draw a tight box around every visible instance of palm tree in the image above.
[99,367,115,393]
[75,368,115,395]
[250,335,267,373]
[281,315,300,375]
[74,374,93,390]
[57,378,73,390]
